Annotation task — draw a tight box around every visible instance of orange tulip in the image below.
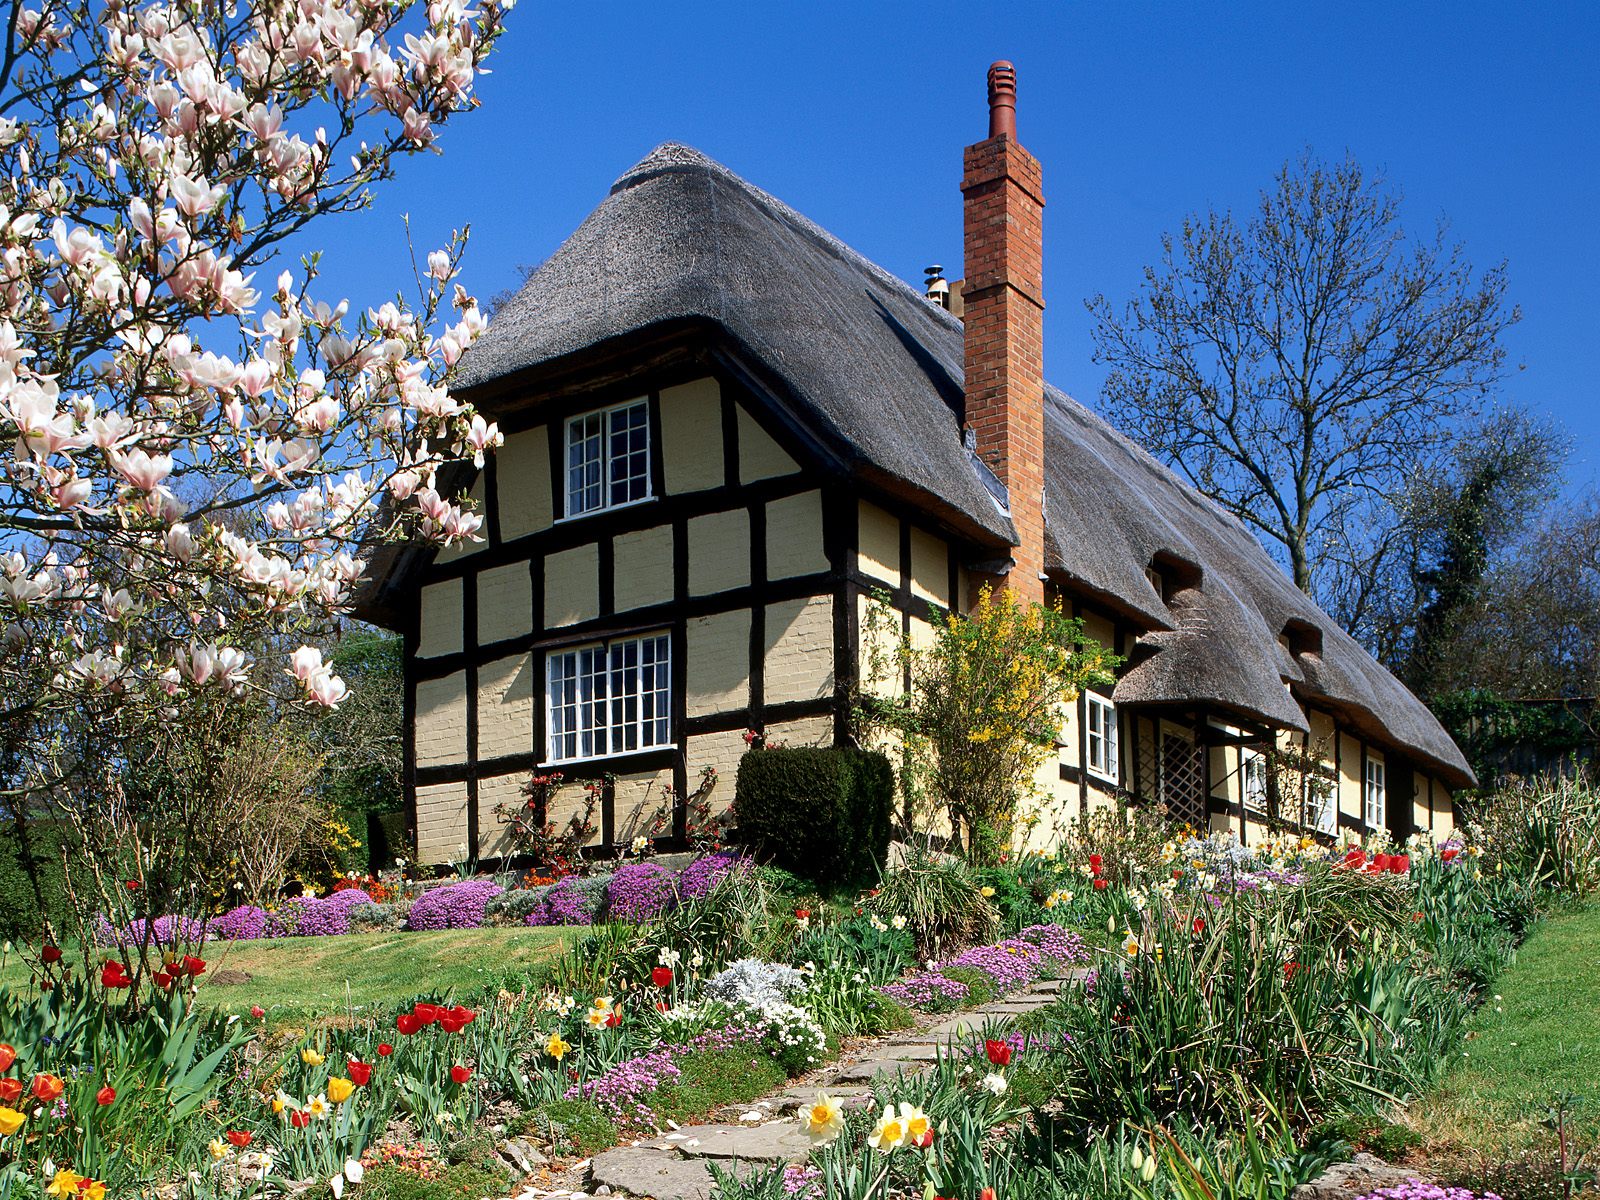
[31,1073,65,1103]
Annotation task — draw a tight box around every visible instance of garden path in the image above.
[512,976,1071,1200]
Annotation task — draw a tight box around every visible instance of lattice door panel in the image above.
[1159,732,1206,830]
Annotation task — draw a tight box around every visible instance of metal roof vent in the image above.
[924,264,950,308]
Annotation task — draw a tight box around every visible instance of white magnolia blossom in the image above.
[0,0,513,762]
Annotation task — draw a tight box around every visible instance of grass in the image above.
[1408,903,1600,1157]
[0,927,574,1020]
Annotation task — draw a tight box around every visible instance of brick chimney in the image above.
[962,60,1046,606]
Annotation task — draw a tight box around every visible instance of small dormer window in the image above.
[1284,619,1324,659]
[1144,564,1166,599]
[564,398,651,519]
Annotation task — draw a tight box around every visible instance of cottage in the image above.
[356,64,1473,865]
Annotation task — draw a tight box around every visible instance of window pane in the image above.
[567,414,604,516]
[608,402,651,506]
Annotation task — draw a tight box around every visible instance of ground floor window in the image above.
[1086,693,1119,784]
[1364,757,1387,831]
[1242,750,1268,814]
[546,631,671,763]
[1304,776,1337,834]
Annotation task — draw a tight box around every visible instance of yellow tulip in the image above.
[301,1047,325,1066]
[327,1076,355,1104]
[0,1107,24,1137]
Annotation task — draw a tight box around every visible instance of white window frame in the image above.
[544,631,671,765]
[561,398,653,520]
[1242,750,1269,814]
[1085,693,1119,785]
[1364,758,1387,831]
[1304,775,1337,835]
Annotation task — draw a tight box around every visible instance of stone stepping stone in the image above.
[828,1056,930,1084]
[588,1146,727,1200]
[877,1041,941,1062]
[642,1122,813,1164]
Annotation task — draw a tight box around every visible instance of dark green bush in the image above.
[519,1098,617,1157]
[0,822,74,940]
[733,747,892,887]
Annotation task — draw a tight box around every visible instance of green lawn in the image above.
[1410,903,1600,1154]
[1,927,575,1021]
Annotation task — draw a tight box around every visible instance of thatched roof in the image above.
[415,143,1475,787]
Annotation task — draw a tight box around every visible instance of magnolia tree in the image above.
[0,0,512,981]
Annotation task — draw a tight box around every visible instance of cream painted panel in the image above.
[1082,613,1116,652]
[477,653,533,763]
[545,543,599,628]
[764,596,834,705]
[1433,785,1454,835]
[415,672,468,767]
[688,509,750,596]
[686,610,751,717]
[766,492,829,579]
[856,593,902,698]
[497,426,552,539]
[415,781,469,865]
[546,782,601,848]
[476,773,524,859]
[737,404,799,483]
[417,579,464,659]
[477,563,533,645]
[764,714,835,749]
[858,501,900,586]
[613,768,672,844]
[1338,733,1363,823]
[435,476,488,562]
[685,728,751,818]
[660,377,724,495]
[908,526,950,605]
[614,525,675,612]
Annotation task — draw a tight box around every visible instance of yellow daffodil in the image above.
[209,1138,230,1160]
[545,1031,572,1061]
[1122,932,1141,957]
[300,1047,325,1066]
[81,1181,107,1200]
[592,995,614,1011]
[584,1006,608,1029]
[802,1092,843,1144]
[47,1170,86,1199]
[305,1093,331,1120]
[868,1104,907,1151]
[902,1103,931,1144]
[0,1107,25,1137]
[327,1076,355,1104]
[979,886,996,898]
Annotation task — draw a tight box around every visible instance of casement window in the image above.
[1364,758,1387,831]
[1242,751,1269,814]
[1304,777,1338,835]
[564,398,651,519]
[545,631,671,763]
[1085,694,1119,784]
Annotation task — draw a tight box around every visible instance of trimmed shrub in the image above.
[733,747,892,887]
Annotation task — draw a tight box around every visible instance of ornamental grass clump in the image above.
[405,879,504,931]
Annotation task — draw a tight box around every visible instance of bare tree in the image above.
[1088,153,1518,601]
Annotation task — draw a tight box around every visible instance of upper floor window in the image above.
[1364,758,1387,831]
[546,631,671,763]
[1086,693,1119,784]
[565,399,651,519]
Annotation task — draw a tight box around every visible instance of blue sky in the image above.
[316,1,1600,488]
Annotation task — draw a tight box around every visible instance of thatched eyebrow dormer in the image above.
[371,142,1473,791]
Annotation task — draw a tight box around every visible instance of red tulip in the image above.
[984,1039,1013,1066]
[1172,869,1183,879]
[289,1109,310,1128]
[395,1013,423,1036]
[181,955,207,977]
[980,1189,997,1200]
[1093,878,1108,891]
[605,1009,622,1028]
[96,1086,115,1106]
[250,1005,266,1019]
[438,1014,466,1033]
[100,961,130,989]
[347,1060,372,1086]
[1284,961,1303,979]
[1192,917,1206,935]
[226,1130,252,1148]
[376,1043,394,1057]
[794,908,810,920]
[451,1006,476,1026]
[1088,854,1103,870]
[450,1065,472,1085]
[652,966,673,988]
[31,1073,64,1102]
[412,1002,441,1025]
[1343,848,1367,868]
[912,1128,935,1149]
[152,971,173,990]
[655,1000,669,1013]
[1390,854,1410,875]
[124,880,139,891]
[40,945,61,965]
[0,1044,14,1072]
[1372,853,1392,873]
[1441,847,1460,862]
[0,1078,22,1104]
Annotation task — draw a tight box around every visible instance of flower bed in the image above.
[881,923,1087,1010]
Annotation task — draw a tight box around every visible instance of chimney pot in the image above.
[987,60,1017,139]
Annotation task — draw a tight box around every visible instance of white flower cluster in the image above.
[744,1000,826,1068]
[704,957,807,1009]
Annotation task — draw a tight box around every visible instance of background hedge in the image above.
[0,822,74,940]
[733,747,893,888]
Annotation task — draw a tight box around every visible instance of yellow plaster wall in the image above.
[1338,732,1363,825]
[856,593,902,698]
[685,729,752,817]
[496,427,552,540]
[686,610,751,716]
[737,404,799,483]
[688,509,750,596]
[613,767,673,843]
[858,501,900,587]
[477,562,532,645]
[545,543,599,628]
[476,653,533,763]
[764,714,835,749]
[660,378,725,494]
[475,772,523,859]
[613,524,675,612]
[764,596,835,705]
[766,492,829,579]
[415,781,469,865]
[435,475,488,563]
[908,527,950,605]
[415,672,468,768]
[417,579,463,659]
[546,781,602,848]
